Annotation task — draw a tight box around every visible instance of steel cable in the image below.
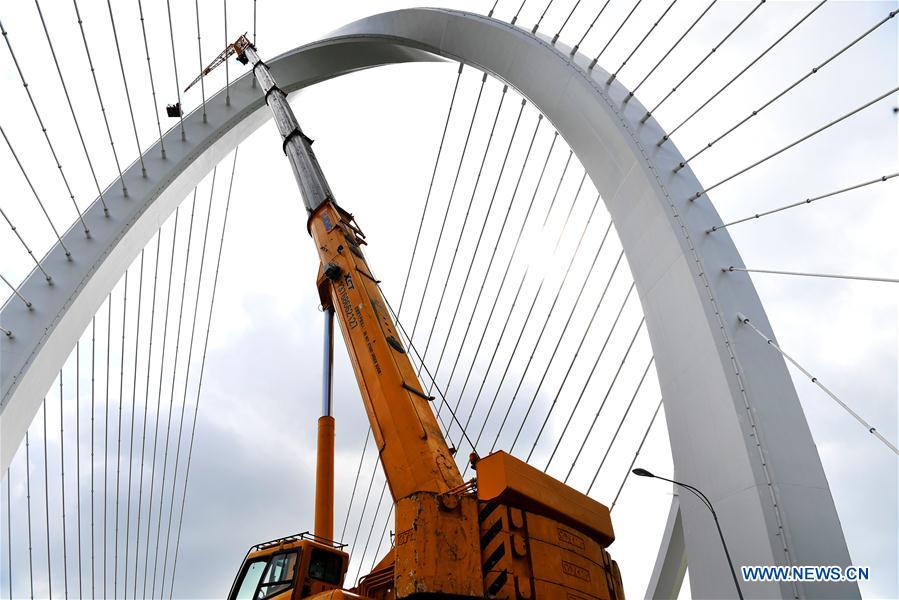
[34,0,111,215]
[0,125,72,259]
[588,0,643,70]
[678,10,898,168]
[563,317,645,483]
[142,211,181,599]
[688,86,899,199]
[105,0,147,176]
[543,282,636,470]
[435,131,558,427]
[398,64,465,317]
[491,217,615,455]
[640,0,766,123]
[708,172,899,232]
[624,0,717,102]
[131,234,164,597]
[72,0,127,198]
[585,355,654,494]
[136,0,167,158]
[409,73,489,341]
[416,91,519,382]
[523,250,626,461]
[427,114,543,405]
[160,170,220,596]
[58,372,69,598]
[113,269,131,598]
[660,0,827,144]
[168,149,239,599]
[609,398,662,511]
[0,18,91,237]
[605,0,678,83]
[151,191,199,598]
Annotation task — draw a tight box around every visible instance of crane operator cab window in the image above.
[308,548,342,584]
[234,550,300,600]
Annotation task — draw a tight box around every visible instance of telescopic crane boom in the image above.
[201,35,625,600]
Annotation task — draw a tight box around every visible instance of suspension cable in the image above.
[161,168,220,596]
[552,0,583,44]
[6,468,11,600]
[76,342,83,598]
[143,210,181,599]
[34,0,111,215]
[0,18,91,237]
[725,266,898,284]
[0,273,33,309]
[531,0,559,33]
[0,125,72,259]
[588,0,644,70]
[352,480,388,583]
[543,283,636,470]
[640,0,766,123]
[124,249,147,598]
[709,172,899,232]
[90,316,96,598]
[605,0,678,83]
[224,0,230,105]
[427,114,543,400]
[416,89,515,378]
[585,355,654,494]
[660,0,826,144]
[455,154,577,437]
[398,64,465,316]
[737,314,898,454]
[409,73,489,340]
[41,399,52,599]
[164,0,186,139]
[136,0,166,158]
[677,9,898,167]
[510,0,528,25]
[521,250,627,460]
[59,372,69,598]
[194,0,208,122]
[339,430,371,543]
[609,398,662,511]
[436,132,558,424]
[132,234,163,598]
[468,179,594,458]
[151,190,199,598]
[103,294,111,599]
[113,269,131,598]
[26,431,35,599]
[570,0,613,56]
[563,318,645,483]
[105,0,146,177]
[687,86,899,199]
[624,0,717,102]
[491,217,615,454]
[169,149,238,599]
[71,0,125,200]
[368,504,395,573]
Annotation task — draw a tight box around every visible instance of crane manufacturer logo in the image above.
[561,560,591,582]
[557,527,586,550]
[336,276,357,329]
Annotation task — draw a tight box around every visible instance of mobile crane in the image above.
[190,35,625,600]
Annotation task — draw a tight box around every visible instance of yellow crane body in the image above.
[196,34,628,600]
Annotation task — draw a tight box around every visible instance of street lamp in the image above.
[632,468,744,600]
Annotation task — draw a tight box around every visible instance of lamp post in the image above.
[632,468,744,600]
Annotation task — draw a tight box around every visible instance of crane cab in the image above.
[228,533,351,600]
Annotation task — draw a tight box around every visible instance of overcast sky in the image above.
[0,1,896,598]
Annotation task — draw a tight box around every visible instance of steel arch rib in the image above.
[0,8,855,598]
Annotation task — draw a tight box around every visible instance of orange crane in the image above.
[193,35,625,600]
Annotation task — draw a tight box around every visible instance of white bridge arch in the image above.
[0,8,856,599]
